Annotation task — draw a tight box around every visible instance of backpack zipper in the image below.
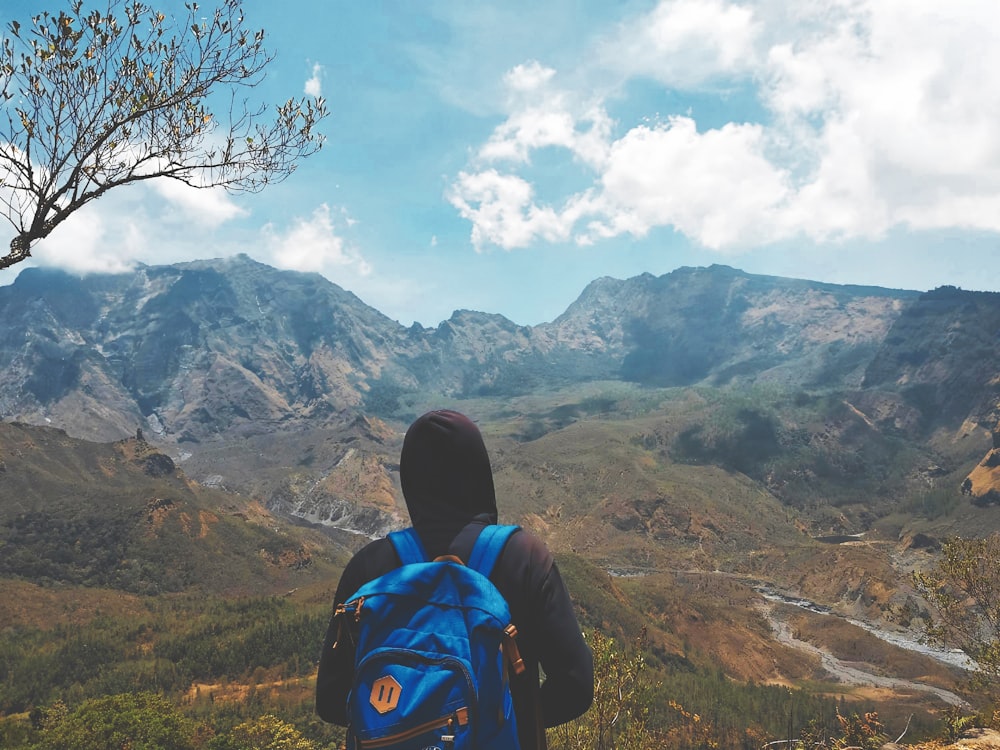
[354,708,469,749]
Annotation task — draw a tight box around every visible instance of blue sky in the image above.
[1,0,999,326]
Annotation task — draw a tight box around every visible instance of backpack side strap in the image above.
[388,527,428,565]
[467,524,519,578]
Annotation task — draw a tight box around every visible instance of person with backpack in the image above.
[316,409,594,749]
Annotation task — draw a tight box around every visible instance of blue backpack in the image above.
[333,524,524,750]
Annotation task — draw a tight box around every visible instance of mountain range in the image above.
[4,255,997,440]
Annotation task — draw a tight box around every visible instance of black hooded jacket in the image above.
[315,410,593,749]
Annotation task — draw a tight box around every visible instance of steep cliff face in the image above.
[863,286,1000,432]
[543,266,916,389]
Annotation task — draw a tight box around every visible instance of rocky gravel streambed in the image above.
[757,596,969,709]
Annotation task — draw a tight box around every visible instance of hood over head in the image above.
[400,410,497,528]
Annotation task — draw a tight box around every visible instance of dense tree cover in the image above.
[0,511,138,587]
[0,0,326,270]
[32,693,198,750]
[4,695,333,749]
[0,590,891,749]
[0,596,327,714]
[210,714,318,750]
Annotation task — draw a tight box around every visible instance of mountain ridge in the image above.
[2,255,947,444]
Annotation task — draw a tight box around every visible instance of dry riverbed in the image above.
[759,601,968,709]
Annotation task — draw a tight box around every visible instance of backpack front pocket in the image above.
[348,649,476,750]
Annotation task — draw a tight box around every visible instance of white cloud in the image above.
[151,179,248,227]
[583,117,791,249]
[448,169,574,251]
[480,109,578,164]
[305,63,324,97]
[764,0,1000,236]
[504,60,557,93]
[31,204,140,274]
[600,0,761,87]
[449,0,1000,253]
[263,203,371,275]
[478,62,612,168]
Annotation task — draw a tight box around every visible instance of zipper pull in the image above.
[441,717,456,750]
[331,603,347,650]
[331,599,364,650]
[331,617,345,651]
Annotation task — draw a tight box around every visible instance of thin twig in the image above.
[895,713,913,744]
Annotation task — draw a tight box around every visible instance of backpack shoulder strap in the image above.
[387,527,427,565]
[467,524,519,578]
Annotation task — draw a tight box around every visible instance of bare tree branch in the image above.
[0,0,328,269]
